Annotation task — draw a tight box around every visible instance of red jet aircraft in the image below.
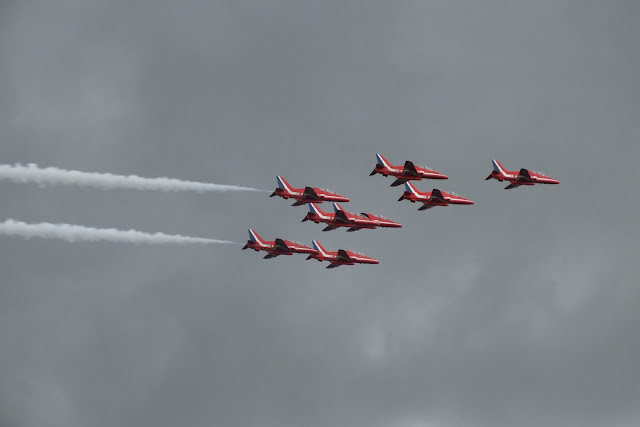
[242,229,317,259]
[398,182,474,211]
[307,240,380,269]
[302,203,402,232]
[370,153,448,186]
[270,176,350,205]
[486,159,560,189]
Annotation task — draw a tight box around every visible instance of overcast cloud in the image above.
[1,1,639,426]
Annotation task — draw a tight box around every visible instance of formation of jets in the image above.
[248,155,558,268]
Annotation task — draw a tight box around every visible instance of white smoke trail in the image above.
[0,163,263,193]
[0,219,238,245]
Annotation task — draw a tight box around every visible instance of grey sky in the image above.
[1,1,639,426]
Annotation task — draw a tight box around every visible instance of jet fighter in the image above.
[270,176,350,205]
[398,182,474,210]
[370,153,448,186]
[302,203,402,232]
[306,240,379,269]
[242,229,317,259]
[485,159,559,189]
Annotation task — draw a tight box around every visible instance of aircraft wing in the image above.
[336,249,353,262]
[274,238,289,252]
[517,168,533,182]
[334,210,351,223]
[323,225,338,231]
[326,263,341,269]
[429,189,446,202]
[303,186,319,199]
[504,183,522,190]
[403,161,420,177]
[263,253,279,259]
[418,204,434,211]
[346,227,362,232]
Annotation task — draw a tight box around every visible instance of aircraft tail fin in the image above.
[376,153,393,169]
[405,181,421,196]
[276,176,295,194]
[308,203,330,219]
[492,159,508,175]
[248,229,268,247]
[332,202,345,213]
[312,240,330,258]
